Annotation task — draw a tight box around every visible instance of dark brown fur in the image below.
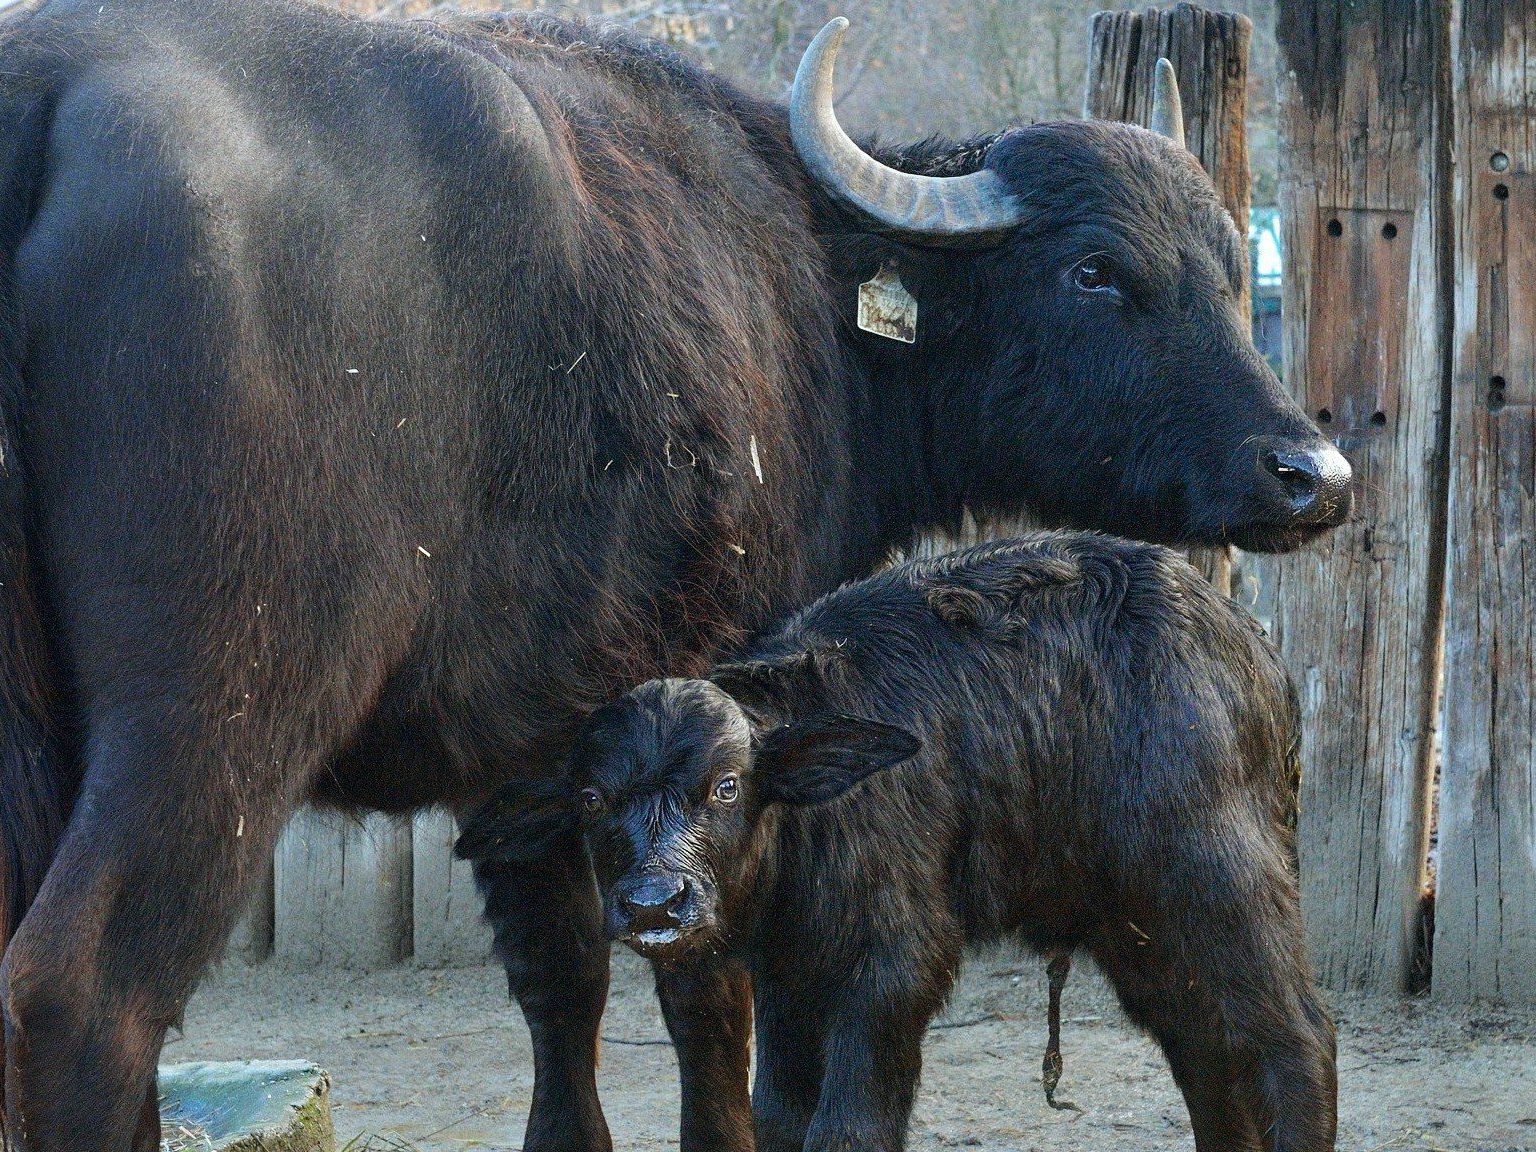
[0,2,1346,1148]
[462,535,1338,1152]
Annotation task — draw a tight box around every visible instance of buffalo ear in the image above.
[755,714,920,806]
[711,654,811,717]
[454,779,580,864]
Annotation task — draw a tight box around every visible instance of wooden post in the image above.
[412,809,494,967]
[1264,0,1449,992]
[1436,0,1536,1003]
[1085,3,1252,594]
[227,863,274,965]
[273,809,413,969]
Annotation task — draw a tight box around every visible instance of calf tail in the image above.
[0,78,69,959]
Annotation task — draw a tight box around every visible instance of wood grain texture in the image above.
[1264,0,1449,993]
[273,809,413,969]
[1085,2,1252,593]
[1436,0,1536,1003]
[226,863,274,966]
[1085,2,1253,250]
[412,809,494,967]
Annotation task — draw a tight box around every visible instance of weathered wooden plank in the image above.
[226,862,274,966]
[1085,2,1253,593]
[1436,0,1536,1003]
[412,809,494,967]
[1263,0,1449,993]
[1304,208,1413,437]
[273,809,413,969]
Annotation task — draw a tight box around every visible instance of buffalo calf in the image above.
[459,534,1338,1152]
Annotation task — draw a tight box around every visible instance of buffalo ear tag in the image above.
[857,265,917,344]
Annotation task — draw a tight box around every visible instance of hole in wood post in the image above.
[1317,407,1333,423]
[1489,376,1507,411]
[1307,208,1411,438]
[1493,182,1511,200]
[1325,218,1343,237]
[1491,151,1510,172]
[1371,410,1387,425]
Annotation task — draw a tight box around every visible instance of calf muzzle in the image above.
[609,870,701,950]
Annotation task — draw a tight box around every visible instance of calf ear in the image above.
[711,654,817,718]
[709,651,835,721]
[454,779,579,864]
[756,714,921,806]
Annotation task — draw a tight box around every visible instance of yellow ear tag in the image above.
[857,265,918,344]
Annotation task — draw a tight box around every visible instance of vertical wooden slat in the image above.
[1266,0,1450,992]
[1085,3,1253,256]
[1084,2,1253,594]
[226,862,274,965]
[412,809,494,967]
[1436,0,1536,1003]
[273,809,413,969]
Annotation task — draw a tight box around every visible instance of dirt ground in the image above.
[175,948,1536,1152]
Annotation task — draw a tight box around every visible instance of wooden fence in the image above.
[1263,0,1449,998]
[1436,0,1536,1003]
[234,811,491,968]
[1262,0,1536,1003]
[236,2,1536,1004]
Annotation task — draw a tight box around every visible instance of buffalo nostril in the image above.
[1264,446,1353,523]
[1265,450,1321,503]
[620,874,689,924]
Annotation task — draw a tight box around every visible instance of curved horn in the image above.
[790,18,1024,244]
[1149,57,1186,147]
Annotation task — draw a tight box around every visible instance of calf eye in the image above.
[1073,257,1119,297]
[580,788,605,814]
[713,775,740,804]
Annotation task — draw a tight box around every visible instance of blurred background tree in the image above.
[329,0,1279,203]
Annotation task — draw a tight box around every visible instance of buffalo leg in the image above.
[0,708,309,1152]
[654,952,754,1152]
[802,941,956,1152]
[1096,828,1338,1152]
[476,851,612,1152]
[132,1083,161,1152]
[1099,957,1262,1150]
[750,980,826,1152]
[804,1005,925,1152]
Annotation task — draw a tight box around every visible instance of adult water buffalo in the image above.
[0,1,1349,1149]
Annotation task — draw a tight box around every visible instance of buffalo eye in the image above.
[1073,257,1119,298]
[580,787,605,815]
[712,775,740,805]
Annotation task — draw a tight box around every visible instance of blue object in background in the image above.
[1250,206,1283,374]
[158,1061,332,1151]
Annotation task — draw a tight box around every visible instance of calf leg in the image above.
[1098,954,1263,1150]
[805,1005,925,1152]
[1095,824,1337,1152]
[653,953,754,1152]
[750,982,826,1152]
[802,943,958,1152]
[476,851,612,1152]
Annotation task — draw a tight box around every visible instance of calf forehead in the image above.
[587,679,748,789]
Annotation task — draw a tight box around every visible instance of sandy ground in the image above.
[175,948,1536,1152]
